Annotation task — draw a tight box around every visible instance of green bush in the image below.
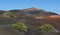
[38,24,55,32]
[11,22,28,32]
[3,12,19,18]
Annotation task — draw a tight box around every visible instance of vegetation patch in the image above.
[38,24,55,32]
[3,12,19,18]
[11,22,28,32]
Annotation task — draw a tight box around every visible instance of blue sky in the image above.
[0,0,60,14]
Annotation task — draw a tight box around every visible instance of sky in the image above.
[0,0,60,14]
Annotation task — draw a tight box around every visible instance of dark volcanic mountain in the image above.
[8,7,58,16]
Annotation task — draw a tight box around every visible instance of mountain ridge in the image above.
[0,7,58,16]
[8,7,59,16]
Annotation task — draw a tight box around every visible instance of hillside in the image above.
[0,7,60,35]
[34,15,60,29]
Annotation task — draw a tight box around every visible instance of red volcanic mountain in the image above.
[0,7,60,35]
[0,7,60,30]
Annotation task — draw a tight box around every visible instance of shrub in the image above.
[38,24,55,32]
[11,22,28,32]
[3,12,19,18]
